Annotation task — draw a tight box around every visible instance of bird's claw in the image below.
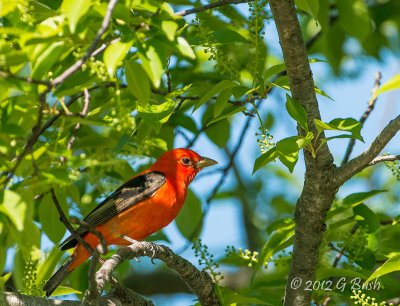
[149,242,156,264]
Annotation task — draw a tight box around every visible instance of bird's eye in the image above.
[182,157,191,166]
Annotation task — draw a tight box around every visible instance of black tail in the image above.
[43,258,74,297]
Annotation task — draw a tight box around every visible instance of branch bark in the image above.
[3,241,219,306]
[335,114,400,185]
[2,292,132,306]
[269,0,337,305]
[95,241,220,306]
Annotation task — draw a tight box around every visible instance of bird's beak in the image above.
[196,156,218,169]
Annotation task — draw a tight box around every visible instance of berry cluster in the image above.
[256,127,275,154]
[350,290,392,306]
[225,245,259,267]
[385,158,400,181]
[193,239,223,283]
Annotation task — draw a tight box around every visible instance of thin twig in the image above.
[50,188,94,255]
[1,93,47,189]
[70,217,108,256]
[0,70,52,87]
[51,0,118,86]
[61,89,91,163]
[341,72,382,165]
[91,38,121,58]
[175,0,251,16]
[368,154,400,166]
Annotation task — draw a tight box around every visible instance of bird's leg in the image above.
[120,234,138,244]
[119,234,156,264]
[120,234,141,262]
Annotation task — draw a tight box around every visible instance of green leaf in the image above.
[276,136,301,173]
[0,190,27,231]
[176,37,195,59]
[139,40,166,88]
[39,193,67,244]
[336,0,371,41]
[258,222,295,268]
[367,253,400,282]
[342,190,386,207]
[51,285,82,297]
[61,0,92,34]
[376,74,400,96]
[175,190,202,240]
[266,218,294,234]
[0,272,11,289]
[161,20,178,41]
[32,42,65,79]
[207,105,245,126]
[36,247,64,286]
[231,85,252,99]
[264,63,286,81]
[0,2,17,16]
[353,204,380,233]
[210,29,248,44]
[316,267,369,280]
[203,106,230,147]
[295,0,319,20]
[252,148,277,174]
[104,40,132,76]
[214,88,232,117]
[169,114,198,134]
[314,117,363,141]
[0,51,28,66]
[137,99,175,133]
[218,286,270,305]
[194,80,237,111]
[126,61,150,105]
[314,86,333,101]
[285,94,308,131]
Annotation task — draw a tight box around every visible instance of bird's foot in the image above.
[149,242,156,264]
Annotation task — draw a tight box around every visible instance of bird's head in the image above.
[150,148,218,186]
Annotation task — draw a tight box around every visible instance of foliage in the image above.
[0,0,400,305]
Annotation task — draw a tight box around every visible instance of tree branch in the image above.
[95,241,220,306]
[269,1,337,305]
[341,72,382,165]
[51,0,118,86]
[175,0,251,16]
[1,291,139,306]
[335,114,400,185]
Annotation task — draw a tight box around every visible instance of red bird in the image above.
[43,148,217,297]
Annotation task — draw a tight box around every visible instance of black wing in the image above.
[59,171,166,251]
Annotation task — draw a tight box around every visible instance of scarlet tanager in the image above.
[43,148,217,297]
